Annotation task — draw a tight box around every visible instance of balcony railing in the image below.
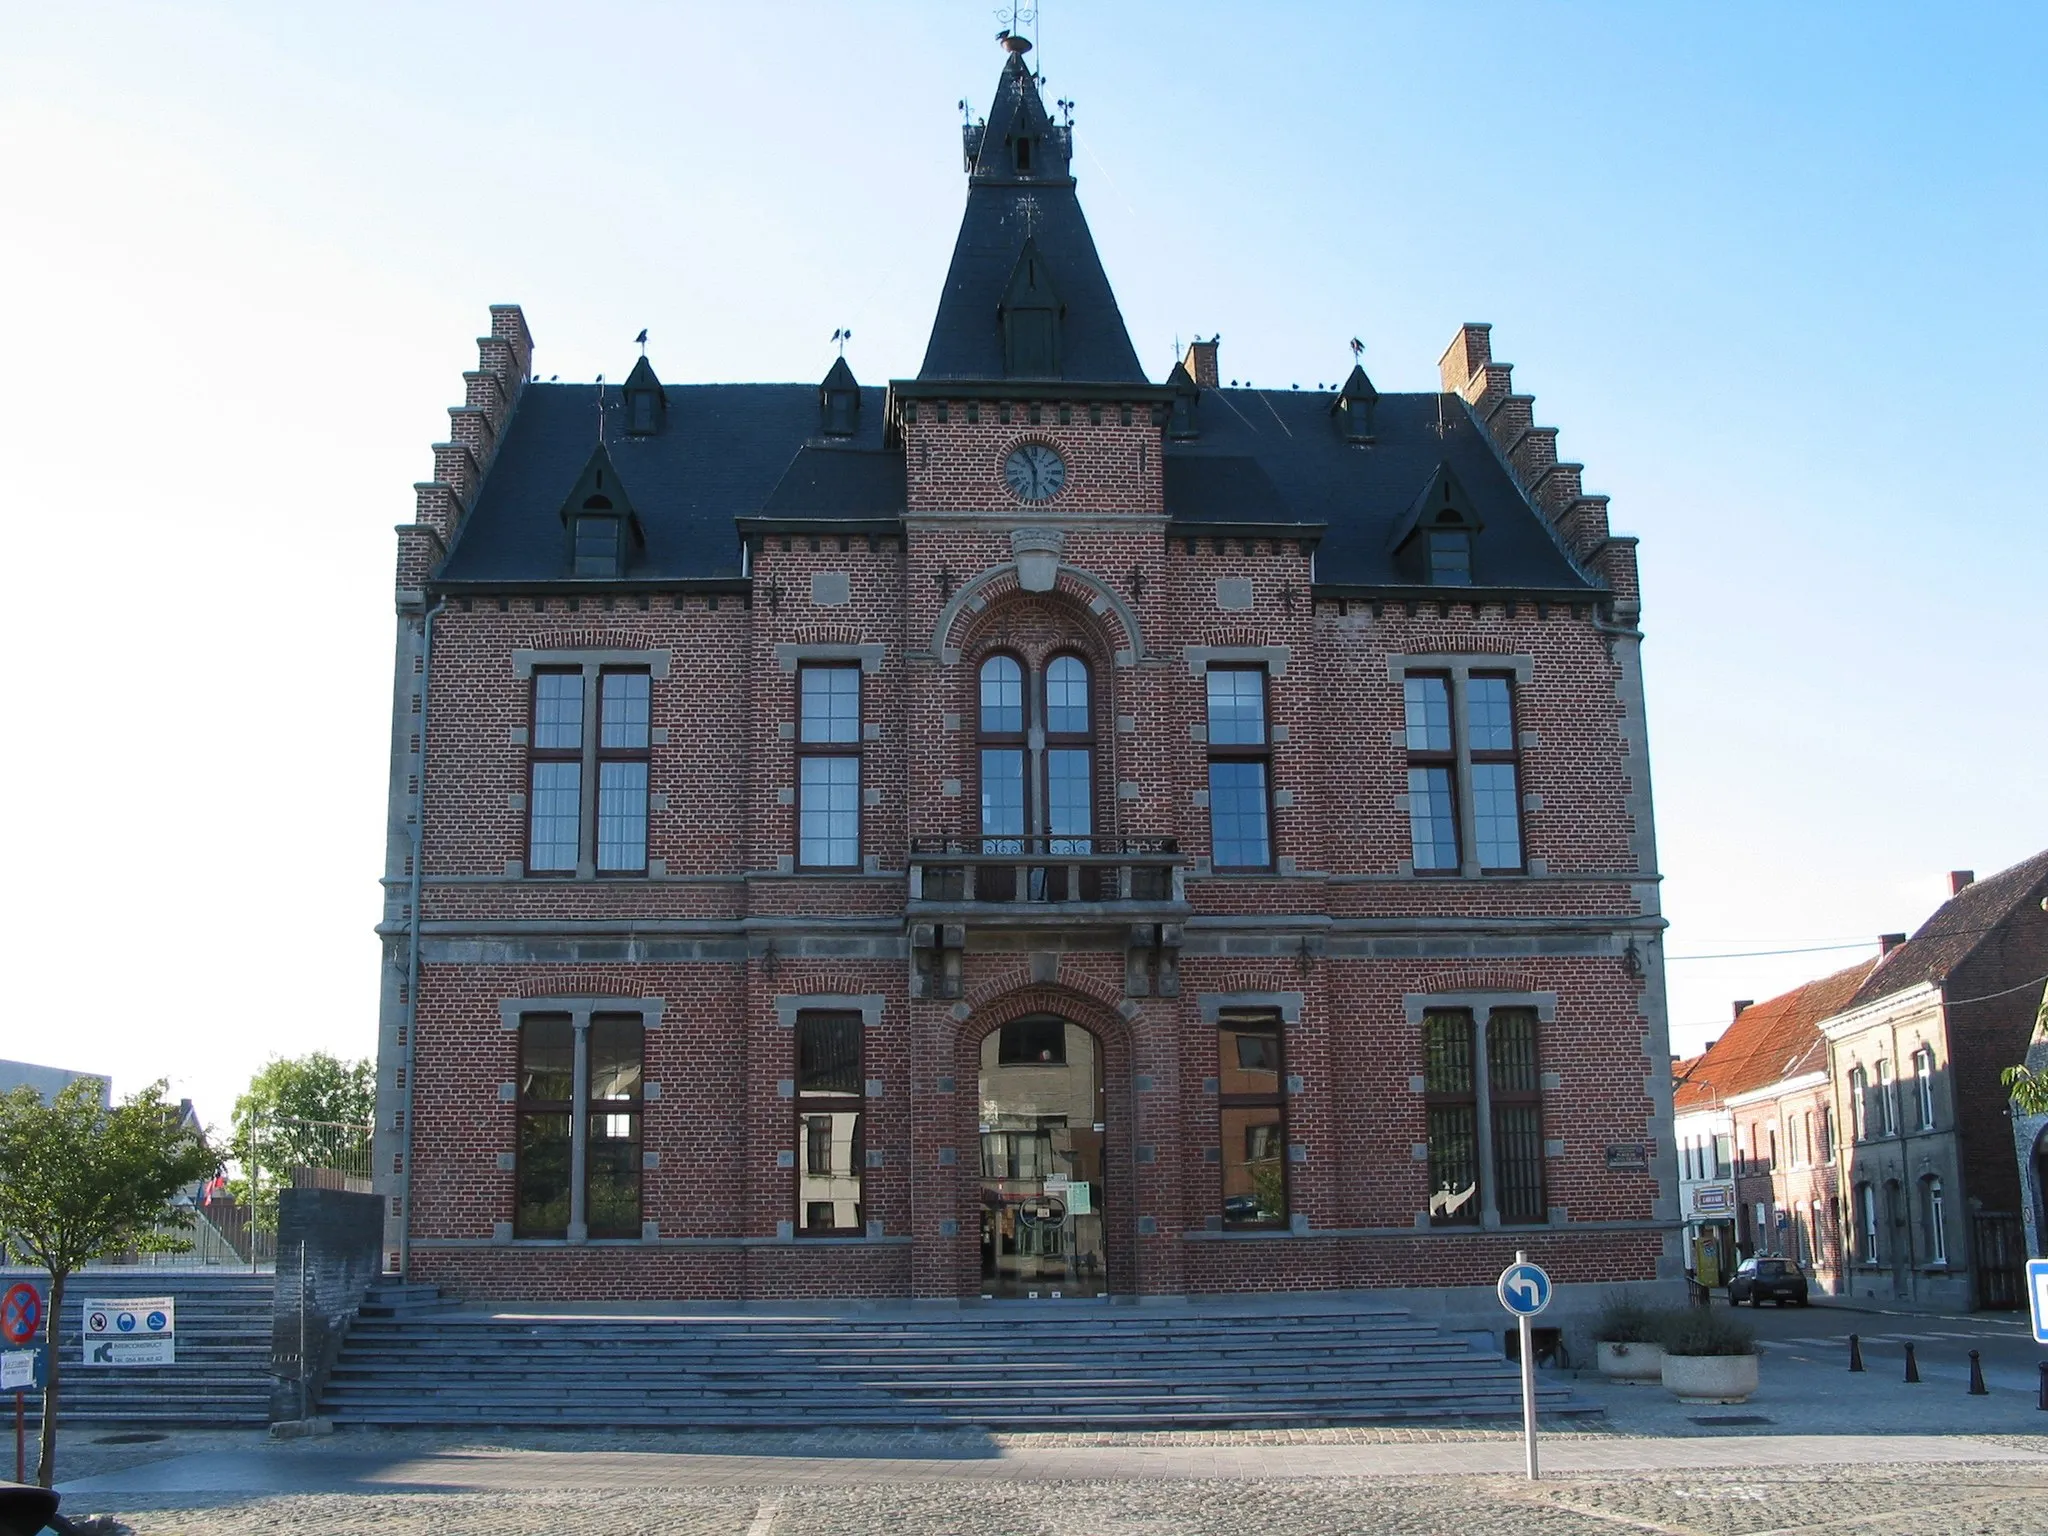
[908,835,1186,906]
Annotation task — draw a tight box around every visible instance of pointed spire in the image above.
[967,44,1070,184]
[622,354,667,436]
[819,355,860,437]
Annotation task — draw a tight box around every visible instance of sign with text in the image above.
[1,1348,44,1392]
[83,1296,175,1366]
[2028,1259,2048,1346]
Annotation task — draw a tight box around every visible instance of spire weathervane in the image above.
[635,328,648,356]
[831,327,852,357]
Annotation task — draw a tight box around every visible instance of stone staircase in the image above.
[5,1271,273,1429]
[323,1284,1596,1430]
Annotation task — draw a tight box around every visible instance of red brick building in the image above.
[372,40,1679,1325]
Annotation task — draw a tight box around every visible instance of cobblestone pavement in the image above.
[55,1460,2048,1535]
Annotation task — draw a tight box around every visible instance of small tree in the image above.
[2000,984,2048,1116]
[0,1078,219,1486]
[228,1052,374,1226]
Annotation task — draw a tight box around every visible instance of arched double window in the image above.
[978,653,1096,860]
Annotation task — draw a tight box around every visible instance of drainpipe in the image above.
[399,596,446,1282]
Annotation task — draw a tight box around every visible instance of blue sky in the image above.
[1,2,2041,1125]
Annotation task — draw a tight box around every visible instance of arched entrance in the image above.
[977,1015,1108,1298]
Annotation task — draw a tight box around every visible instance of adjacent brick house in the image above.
[371,39,1680,1323]
[1822,854,2048,1309]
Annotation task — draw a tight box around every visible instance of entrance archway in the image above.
[977,1016,1107,1298]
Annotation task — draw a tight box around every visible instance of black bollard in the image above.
[1968,1351,1988,1396]
[1849,1334,1865,1372]
[2038,1361,2047,1410]
[1904,1341,1920,1383]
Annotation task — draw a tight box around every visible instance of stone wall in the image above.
[271,1187,383,1422]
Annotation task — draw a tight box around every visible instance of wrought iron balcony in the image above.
[908,835,1186,907]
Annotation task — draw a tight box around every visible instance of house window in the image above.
[1912,1046,1936,1130]
[1403,675,1457,871]
[1875,1060,1897,1137]
[1811,1199,1826,1268]
[528,667,651,876]
[515,1012,643,1239]
[1217,1010,1286,1228]
[795,1012,863,1233]
[573,513,622,577]
[1922,1176,1947,1265]
[1403,672,1523,873]
[1044,655,1093,855]
[1714,1134,1732,1178]
[1421,1011,1481,1226]
[798,665,861,868]
[1848,1066,1869,1141]
[1488,1008,1545,1224]
[1857,1181,1880,1264]
[1819,1105,1834,1161]
[1206,667,1271,869]
[1767,1127,1778,1171]
[997,1016,1067,1065]
[976,652,1099,895]
[1427,529,1472,585]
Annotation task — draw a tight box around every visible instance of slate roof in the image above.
[438,382,892,584]
[1163,390,1594,591]
[1671,960,1879,1112]
[1844,849,2048,1011]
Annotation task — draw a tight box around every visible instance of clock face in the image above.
[1003,443,1067,503]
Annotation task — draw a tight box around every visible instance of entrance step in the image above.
[322,1291,1598,1431]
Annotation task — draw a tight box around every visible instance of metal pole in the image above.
[298,1240,308,1422]
[15,1391,23,1484]
[1518,1249,1538,1480]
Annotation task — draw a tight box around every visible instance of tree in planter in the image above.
[227,1052,374,1228]
[0,1078,219,1486]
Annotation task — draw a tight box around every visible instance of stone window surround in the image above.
[496,995,666,1244]
[1387,653,1534,879]
[1403,989,1558,1231]
[1184,645,1290,679]
[511,649,670,880]
[775,642,885,674]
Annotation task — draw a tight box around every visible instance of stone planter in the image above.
[1595,1340,1665,1383]
[1661,1351,1759,1404]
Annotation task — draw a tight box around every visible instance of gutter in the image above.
[400,596,446,1282]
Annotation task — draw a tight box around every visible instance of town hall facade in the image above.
[372,40,1680,1318]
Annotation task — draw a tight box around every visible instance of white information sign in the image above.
[0,1350,35,1391]
[83,1296,176,1366]
[2029,1259,2048,1346]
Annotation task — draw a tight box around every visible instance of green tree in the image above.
[2001,982,2048,1115]
[0,1078,219,1485]
[228,1052,374,1223]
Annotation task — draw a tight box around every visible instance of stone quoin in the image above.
[371,36,1681,1327]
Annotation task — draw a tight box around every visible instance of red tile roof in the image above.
[1671,959,1879,1112]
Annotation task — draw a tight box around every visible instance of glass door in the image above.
[978,1017,1107,1298]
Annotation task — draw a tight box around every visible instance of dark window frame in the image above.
[514,1014,575,1239]
[1041,650,1096,853]
[796,663,863,871]
[583,1013,645,1239]
[1216,1009,1288,1229]
[595,669,651,875]
[1423,1009,1481,1226]
[1427,526,1473,586]
[525,665,651,878]
[1486,1008,1547,1226]
[976,650,1030,855]
[1205,665,1274,872]
[1467,671,1526,874]
[526,668,585,877]
[793,1010,864,1236]
[1403,671,1460,875]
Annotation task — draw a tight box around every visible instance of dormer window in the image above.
[1428,527,1472,586]
[629,391,657,434]
[621,354,666,436]
[1014,135,1033,173]
[574,506,621,577]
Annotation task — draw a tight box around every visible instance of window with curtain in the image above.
[1848,1067,1869,1141]
[1875,1060,1897,1136]
[1922,1176,1947,1264]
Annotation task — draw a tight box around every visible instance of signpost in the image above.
[1,1283,42,1482]
[1497,1252,1553,1480]
[2027,1258,2048,1346]
[82,1296,176,1367]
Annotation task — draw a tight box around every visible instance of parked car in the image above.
[1728,1256,1810,1307]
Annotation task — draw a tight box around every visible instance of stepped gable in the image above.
[917,48,1144,383]
[1681,959,1879,1103]
[1163,388,1595,592]
[437,381,891,584]
[1845,849,2048,1011]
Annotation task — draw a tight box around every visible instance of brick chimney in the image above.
[1948,870,1975,896]
[1879,932,1909,956]
[1182,337,1219,390]
[1732,1000,1754,1020]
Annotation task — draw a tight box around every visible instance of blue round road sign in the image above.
[0,1284,39,1345]
[1497,1260,1553,1317]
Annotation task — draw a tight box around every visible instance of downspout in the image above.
[399,595,446,1282]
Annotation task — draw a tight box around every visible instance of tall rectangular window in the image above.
[798,665,861,869]
[1875,1060,1897,1136]
[1423,1011,1479,1224]
[1217,1010,1286,1228]
[528,671,584,873]
[1467,674,1523,871]
[1403,675,1458,871]
[1487,1008,1545,1225]
[584,1015,644,1238]
[1206,667,1271,870]
[795,1011,863,1233]
[1912,1046,1936,1130]
[527,665,651,876]
[515,1015,575,1237]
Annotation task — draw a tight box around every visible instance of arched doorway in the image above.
[977,1016,1107,1298]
